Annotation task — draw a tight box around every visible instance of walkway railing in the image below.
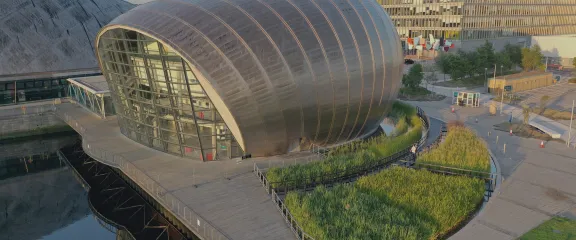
[395,160,497,201]
[308,106,429,159]
[57,149,137,240]
[253,107,433,240]
[271,188,315,240]
[264,107,431,194]
[269,148,410,195]
[53,107,229,240]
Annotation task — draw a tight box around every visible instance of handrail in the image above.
[396,160,495,179]
[270,148,410,195]
[52,106,229,240]
[270,188,315,240]
[88,192,137,240]
[253,107,433,240]
[268,107,431,192]
[57,149,137,240]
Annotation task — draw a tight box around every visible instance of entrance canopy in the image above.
[67,76,115,119]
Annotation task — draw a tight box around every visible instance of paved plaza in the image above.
[409,100,576,239]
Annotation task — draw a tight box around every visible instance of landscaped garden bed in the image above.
[520,216,576,240]
[278,123,491,240]
[285,167,485,240]
[417,122,490,172]
[265,102,423,188]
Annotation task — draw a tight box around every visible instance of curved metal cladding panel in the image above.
[97,0,402,157]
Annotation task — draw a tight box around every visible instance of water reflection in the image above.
[0,134,115,240]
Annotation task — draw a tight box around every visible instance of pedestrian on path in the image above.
[410,144,417,166]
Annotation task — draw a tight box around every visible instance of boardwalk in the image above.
[55,103,296,240]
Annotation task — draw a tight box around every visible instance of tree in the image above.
[476,41,496,70]
[435,53,451,81]
[522,104,531,125]
[521,44,544,71]
[495,52,513,72]
[521,47,532,70]
[448,54,467,81]
[402,63,424,89]
[503,43,522,67]
[422,65,438,87]
[540,95,550,114]
[458,50,481,78]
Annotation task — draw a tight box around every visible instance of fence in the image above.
[252,107,433,240]
[52,107,229,240]
[418,124,447,155]
[308,106,430,159]
[57,149,137,240]
[264,106,432,194]
[395,160,497,201]
[270,148,410,195]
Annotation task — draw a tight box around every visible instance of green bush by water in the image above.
[285,167,485,240]
[418,125,490,172]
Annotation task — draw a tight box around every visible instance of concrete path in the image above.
[408,100,576,240]
[54,103,297,240]
[424,117,444,147]
[487,101,568,140]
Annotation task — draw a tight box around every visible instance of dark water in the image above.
[0,133,115,240]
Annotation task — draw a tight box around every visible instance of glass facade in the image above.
[68,84,116,119]
[380,0,576,40]
[97,29,242,161]
[0,79,69,105]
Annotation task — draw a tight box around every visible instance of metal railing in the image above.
[251,107,434,240]
[52,107,229,240]
[270,188,315,240]
[395,160,497,201]
[57,149,137,240]
[266,107,431,194]
[270,148,410,195]
[254,162,272,194]
[253,163,314,240]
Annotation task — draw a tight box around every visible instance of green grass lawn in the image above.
[417,124,490,172]
[285,167,485,240]
[520,217,576,240]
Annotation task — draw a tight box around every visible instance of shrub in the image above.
[285,167,485,240]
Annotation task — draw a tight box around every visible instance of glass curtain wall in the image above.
[0,79,68,105]
[97,29,242,161]
[67,84,115,119]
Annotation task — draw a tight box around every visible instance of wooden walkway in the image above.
[55,103,297,240]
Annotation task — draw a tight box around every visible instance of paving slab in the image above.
[54,103,296,240]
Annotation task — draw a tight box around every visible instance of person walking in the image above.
[410,144,417,166]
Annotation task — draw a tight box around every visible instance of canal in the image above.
[0,133,116,240]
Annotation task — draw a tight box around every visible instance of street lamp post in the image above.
[484,68,488,92]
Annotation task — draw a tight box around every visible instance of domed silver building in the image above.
[95,0,402,160]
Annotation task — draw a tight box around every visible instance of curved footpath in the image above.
[410,100,576,240]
